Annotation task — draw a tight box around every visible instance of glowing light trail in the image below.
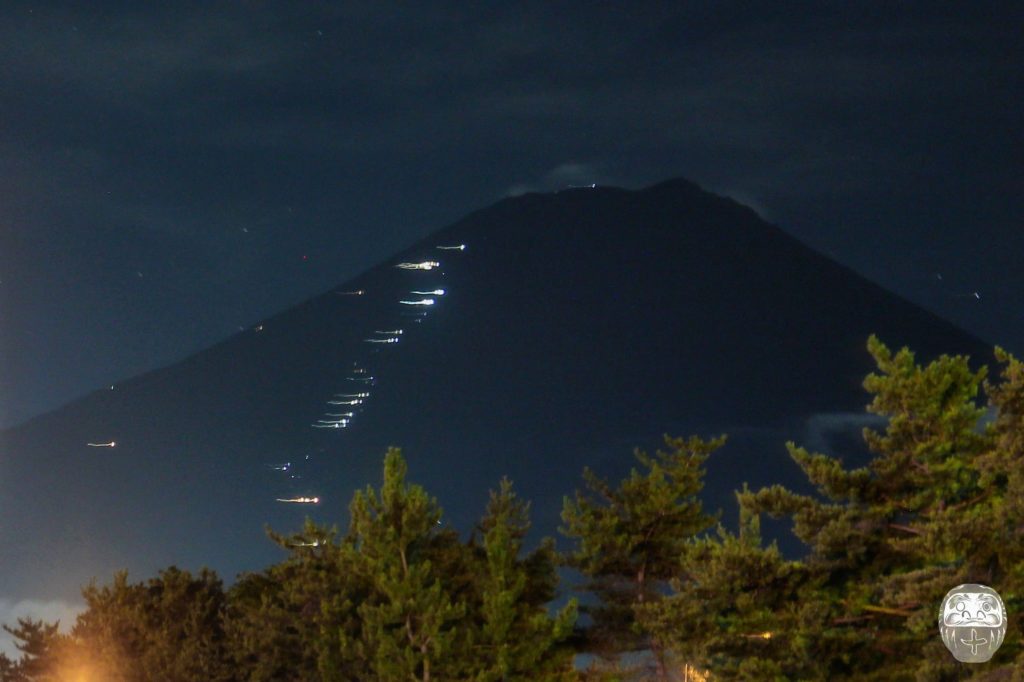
[395,261,439,270]
[411,289,445,295]
[87,441,116,447]
[336,290,365,296]
[436,244,466,250]
[364,337,399,344]
[276,496,320,504]
[399,298,435,306]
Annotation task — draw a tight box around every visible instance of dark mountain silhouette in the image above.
[0,179,990,601]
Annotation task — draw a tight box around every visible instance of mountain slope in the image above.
[0,179,990,601]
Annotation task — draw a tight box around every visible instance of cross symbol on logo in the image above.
[960,629,989,656]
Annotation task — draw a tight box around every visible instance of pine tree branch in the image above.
[860,604,915,617]
[831,615,875,625]
[947,489,991,512]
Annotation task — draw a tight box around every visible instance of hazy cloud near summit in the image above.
[506,162,614,196]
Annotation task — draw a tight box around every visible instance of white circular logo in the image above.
[939,584,1006,663]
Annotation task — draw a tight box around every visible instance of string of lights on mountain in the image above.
[88,246,470,515]
[276,248,464,509]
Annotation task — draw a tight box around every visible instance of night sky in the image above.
[0,1,1022,658]
[1,3,1022,428]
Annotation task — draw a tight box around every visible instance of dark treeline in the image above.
[4,336,1023,681]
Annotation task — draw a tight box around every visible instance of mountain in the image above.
[0,179,990,602]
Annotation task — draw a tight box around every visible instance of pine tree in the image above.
[641,337,1024,679]
[638,333,1024,675]
[561,435,723,679]
[0,654,16,682]
[227,448,581,680]
[1,569,234,681]
[339,447,468,681]
[0,619,62,681]
[750,337,995,678]
[970,346,1024,675]
[637,503,813,680]
[72,567,236,681]
[738,337,1000,678]
[225,519,362,682]
[471,478,577,681]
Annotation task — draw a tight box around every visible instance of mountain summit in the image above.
[0,179,988,601]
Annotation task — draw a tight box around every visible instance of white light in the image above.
[395,261,439,270]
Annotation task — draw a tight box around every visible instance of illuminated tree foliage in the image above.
[1,450,575,682]
[228,448,576,681]
[639,337,1024,680]
[470,478,578,681]
[0,619,62,681]
[77,567,234,681]
[329,450,576,681]
[225,519,359,681]
[561,435,723,679]
[336,447,469,681]
[0,569,234,682]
